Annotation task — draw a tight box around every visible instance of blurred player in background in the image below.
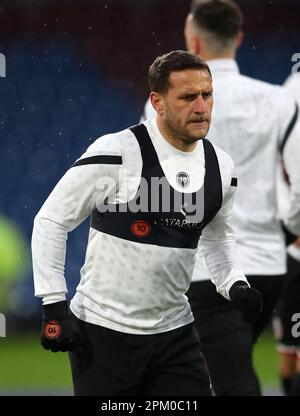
[141,0,300,395]
[273,72,300,396]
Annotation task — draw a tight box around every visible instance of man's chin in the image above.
[187,127,208,141]
[182,135,202,144]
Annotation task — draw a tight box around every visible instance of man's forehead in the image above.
[169,69,212,90]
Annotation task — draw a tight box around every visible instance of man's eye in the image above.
[183,95,196,101]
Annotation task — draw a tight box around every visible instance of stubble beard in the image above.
[164,117,202,145]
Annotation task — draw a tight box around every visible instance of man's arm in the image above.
[282,117,300,237]
[32,134,123,303]
[277,83,300,239]
[199,174,246,300]
[32,134,124,351]
[200,161,262,323]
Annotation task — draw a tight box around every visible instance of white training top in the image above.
[142,59,300,278]
[32,117,247,334]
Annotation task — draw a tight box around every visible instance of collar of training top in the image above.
[207,59,240,76]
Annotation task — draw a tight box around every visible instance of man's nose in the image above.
[193,96,206,113]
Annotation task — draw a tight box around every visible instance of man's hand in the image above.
[41,301,80,352]
[229,281,263,324]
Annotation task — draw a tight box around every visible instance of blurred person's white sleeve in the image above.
[282,116,300,235]
[32,134,123,304]
[199,163,248,300]
[140,98,156,123]
[276,85,300,236]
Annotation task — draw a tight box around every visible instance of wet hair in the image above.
[148,49,211,93]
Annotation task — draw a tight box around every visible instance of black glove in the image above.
[281,221,298,246]
[41,301,80,352]
[229,281,263,324]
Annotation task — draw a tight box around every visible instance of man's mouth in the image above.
[189,120,207,125]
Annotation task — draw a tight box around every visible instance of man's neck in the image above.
[199,50,236,62]
[155,117,198,153]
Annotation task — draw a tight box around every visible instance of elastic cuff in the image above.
[43,293,67,305]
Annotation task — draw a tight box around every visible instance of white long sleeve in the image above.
[200,171,248,300]
[282,119,300,235]
[32,134,123,299]
[281,73,300,236]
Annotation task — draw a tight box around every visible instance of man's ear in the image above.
[184,14,202,55]
[236,31,244,49]
[150,92,164,116]
[191,35,202,56]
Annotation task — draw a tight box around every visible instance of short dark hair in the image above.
[191,0,243,40]
[148,50,211,94]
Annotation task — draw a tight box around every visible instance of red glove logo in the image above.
[44,320,62,339]
[131,220,151,237]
